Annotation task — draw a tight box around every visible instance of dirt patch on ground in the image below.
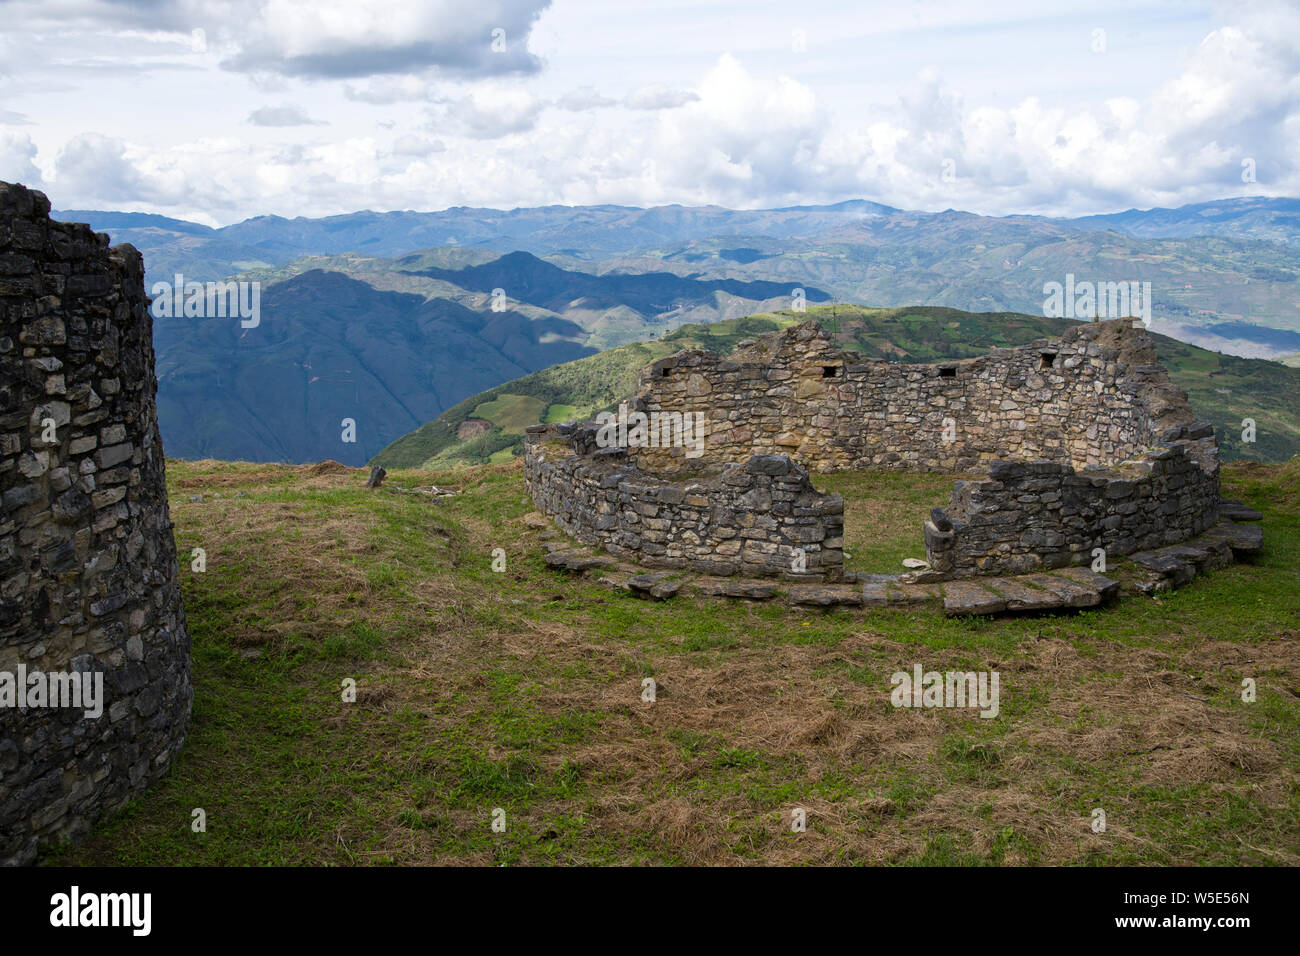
[457,419,493,440]
[306,459,357,476]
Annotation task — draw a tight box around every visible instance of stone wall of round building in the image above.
[524,318,1222,583]
[925,436,1220,577]
[0,182,191,866]
[630,319,1195,477]
[525,423,845,578]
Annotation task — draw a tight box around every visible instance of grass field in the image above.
[469,394,548,435]
[543,404,578,424]
[44,458,1300,866]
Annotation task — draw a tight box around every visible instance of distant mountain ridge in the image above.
[414,250,828,314]
[54,194,1298,277]
[1068,196,1300,245]
[54,195,1300,359]
[54,209,216,236]
[375,305,1300,471]
[34,191,1300,464]
[151,252,831,464]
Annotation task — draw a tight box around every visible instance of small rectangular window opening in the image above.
[822,365,840,378]
[660,367,671,377]
[1040,353,1056,369]
[939,366,957,378]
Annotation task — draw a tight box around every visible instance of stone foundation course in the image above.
[0,181,191,866]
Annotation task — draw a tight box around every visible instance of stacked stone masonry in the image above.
[0,181,191,866]
[526,318,1221,582]
[525,423,844,578]
[632,319,1196,476]
[925,438,1219,577]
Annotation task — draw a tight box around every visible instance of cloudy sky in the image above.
[0,0,1296,225]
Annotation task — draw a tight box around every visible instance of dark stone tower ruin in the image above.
[0,182,191,865]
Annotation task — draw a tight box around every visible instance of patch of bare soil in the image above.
[305,459,357,476]
[458,419,493,440]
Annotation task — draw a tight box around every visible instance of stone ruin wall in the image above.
[525,422,844,578]
[525,318,1221,582]
[925,433,1219,577]
[631,320,1195,477]
[0,182,191,865]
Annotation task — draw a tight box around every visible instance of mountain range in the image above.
[45,193,1300,465]
[374,306,1300,470]
[150,250,828,464]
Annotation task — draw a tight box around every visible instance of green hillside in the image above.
[372,313,801,468]
[373,305,1300,469]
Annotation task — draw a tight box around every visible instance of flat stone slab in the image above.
[943,581,1008,616]
[1128,549,1198,588]
[691,580,777,601]
[1125,519,1264,595]
[627,572,686,600]
[986,576,1067,612]
[862,580,938,607]
[943,569,1115,617]
[1201,520,1263,554]
[894,584,941,605]
[861,580,892,607]
[1160,545,1221,573]
[545,550,617,573]
[1218,499,1263,522]
[787,585,863,608]
[1021,573,1102,608]
[1179,540,1233,571]
[860,573,904,584]
[1050,566,1121,602]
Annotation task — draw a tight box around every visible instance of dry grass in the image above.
[50,457,1300,867]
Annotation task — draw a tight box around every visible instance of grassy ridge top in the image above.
[47,456,1300,865]
[373,305,1300,469]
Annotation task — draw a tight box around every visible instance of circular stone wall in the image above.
[0,182,191,865]
[525,319,1221,583]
